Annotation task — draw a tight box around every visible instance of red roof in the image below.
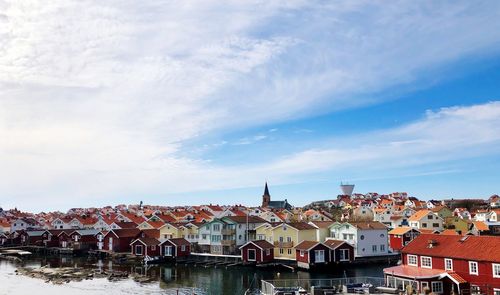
[402,234,500,263]
[384,265,445,279]
[162,238,190,246]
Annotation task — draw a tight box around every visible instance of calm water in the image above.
[0,256,388,295]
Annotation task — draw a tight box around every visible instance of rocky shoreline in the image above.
[15,266,154,285]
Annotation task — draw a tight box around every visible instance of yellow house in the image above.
[270,222,317,260]
[308,221,334,242]
[255,222,274,244]
[159,223,183,239]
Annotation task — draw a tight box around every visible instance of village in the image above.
[0,184,499,294]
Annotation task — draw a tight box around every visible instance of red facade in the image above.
[130,238,160,257]
[160,238,191,258]
[388,228,420,251]
[385,234,500,295]
[240,240,274,264]
[103,229,140,252]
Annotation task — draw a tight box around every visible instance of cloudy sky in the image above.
[1,1,500,211]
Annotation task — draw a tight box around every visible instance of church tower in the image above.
[262,182,271,207]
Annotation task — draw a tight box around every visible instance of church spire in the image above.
[262,182,271,207]
[264,182,270,196]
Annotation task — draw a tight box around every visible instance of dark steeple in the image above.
[262,182,271,207]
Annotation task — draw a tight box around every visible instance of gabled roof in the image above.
[402,234,500,262]
[107,228,141,238]
[113,221,137,229]
[309,221,334,228]
[131,237,160,246]
[295,240,322,251]
[323,239,351,250]
[408,210,433,221]
[161,238,190,246]
[239,239,274,250]
[471,221,489,231]
[349,221,387,230]
[223,216,266,224]
[272,222,316,231]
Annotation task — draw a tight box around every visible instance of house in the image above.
[220,215,267,250]
[454,208,472,220]
[159,223,183,240]
[69,229,101,250]
[329,221,389,258]
[19,230,51,246]
[295,241,331,269]
[10,218,39,232]
[240,240,274,264]
[388,227,420,251]
[271,222,317,260]
[323,239,355,263]
[159,238,191,259]
[308,221,334,242]
[409,210,444,232]
[431,206,453,220]
[130,237,160,257]
[103,229,141,252]
[384,234,500,295]
[50,217,72,230]
[0,219,10,233]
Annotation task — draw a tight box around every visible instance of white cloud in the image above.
[1,1,500,209]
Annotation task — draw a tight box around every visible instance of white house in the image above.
[408,210,444,231]
[328,221,389,257]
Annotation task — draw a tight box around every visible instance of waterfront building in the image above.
[384,234,500,295]
[271,222,317,260]
[295,241,331,269]
[102,229,141,252]
[328,221,389,258]
[240,240,274,264]
[130,237,160,257]
[159,238,191,259]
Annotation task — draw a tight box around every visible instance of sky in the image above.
[1,1,500,212]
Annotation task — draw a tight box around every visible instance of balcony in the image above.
[274,241,294,248]
[221,239,236,246]
[221,229,236,235]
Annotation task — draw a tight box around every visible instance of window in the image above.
[428,215,433,220]
[469,261,478,275]
[151,245,156,251]
[421,282,429,291]
[315,250,325,263]
[493,289,500,295]
[339,249,350,261]
[135,245,143,255]
[380,244,385,252]
[287,236,292,242]
[493,264,500,278]
[343,233,348,239]
[421,256,432,268]
[213,224,220,231]
[407,255,418,266]
[360,235,365,240]
[279,248,284,254]
[422,223,428,228]
[445,258,453,271]
[380,234,385,238]
[300,250,305,257]
[266,248,271,256]
[372,245,377,252]
[164,245,172,256]
[431,281,443,294]
[432,223,439,228]
[202,234,207,239]
[181,245,186,251]
[287,249,292,255]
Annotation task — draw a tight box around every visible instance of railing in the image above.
[221,239,236,246]
[273,241,294,248]
[221,229,236,235]
[261,276,386,295]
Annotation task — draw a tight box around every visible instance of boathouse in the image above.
[239,240,274,264]
[295,241,331,269]
[159,238,191,259]
[388,227,420,251]
[130,237,160,257]
[102,229,141,252]
[323,239,355,263]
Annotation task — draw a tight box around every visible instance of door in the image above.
[62,240,67,248]
[315,250,325,263]
[248,249,256,261]
[164,246,173,256]
[108,237,113,251]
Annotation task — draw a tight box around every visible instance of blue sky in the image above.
[1,1,500,211]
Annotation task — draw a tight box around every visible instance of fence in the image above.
[261,276,386,295]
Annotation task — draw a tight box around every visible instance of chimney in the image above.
[427,239,438,248]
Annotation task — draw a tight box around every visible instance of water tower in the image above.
[340,182,355,196]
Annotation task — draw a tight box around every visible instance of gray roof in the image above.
[74,229,101,236]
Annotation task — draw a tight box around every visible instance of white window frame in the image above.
[339,249,350,261]
[247,249,256,261]
[431,281,443,294]
[421,282,429,291]
[469,261,479,275]
[164,245,173,256]
[421,256,432,269]
[493,288,500,295]
[492,263,500,278]
[135,244,143,255]
[407,254,418,266]
[300,250,305,257]
[315,250,325,263]
[445,258,453,271]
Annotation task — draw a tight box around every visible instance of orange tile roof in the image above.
[472,221,489,231]
[408,210,432,221]
[388,226,416,235]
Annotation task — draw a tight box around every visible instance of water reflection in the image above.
[3,256,389,295]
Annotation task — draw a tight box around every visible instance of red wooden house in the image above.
[295,241,331,269]
[388,227,420,251]
[103,229,141,252]
[239,240,274,264]
[69,229,101,251]
[159,238,191,259]
[130,237,160,257]
[323,239,355,263]
[384,234,500,295]
[18,230,51,246]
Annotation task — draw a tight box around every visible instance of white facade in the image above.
[329,223,389,257]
